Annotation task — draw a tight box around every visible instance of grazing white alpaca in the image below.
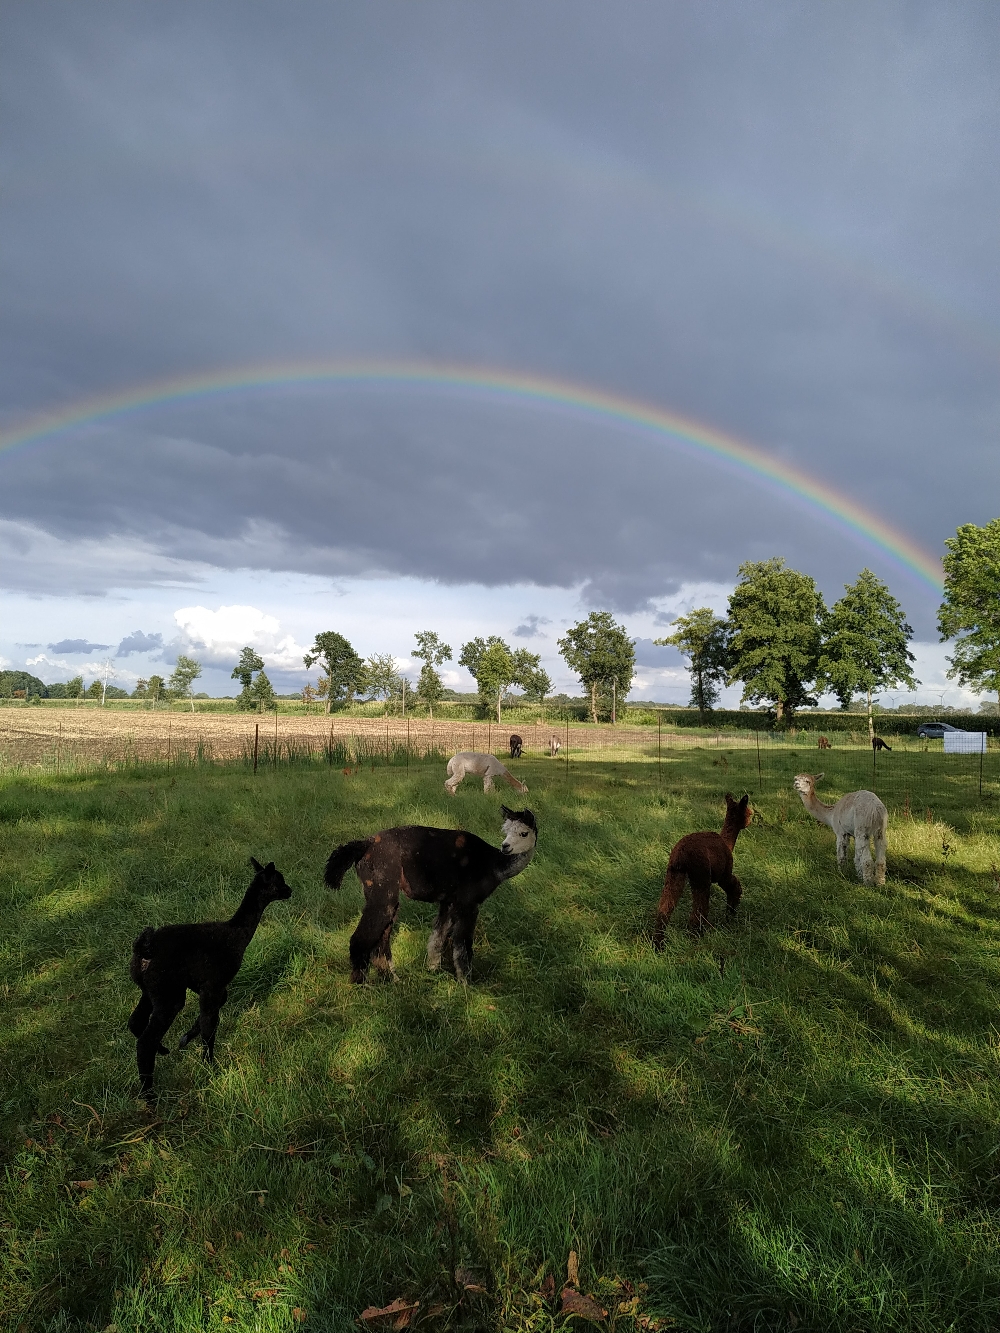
[549,735,562,757]
[445,752,528,796]
[793,772,887,887]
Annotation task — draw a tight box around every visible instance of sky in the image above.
[2,3,998,707]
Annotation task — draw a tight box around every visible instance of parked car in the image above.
[916,721,963,739]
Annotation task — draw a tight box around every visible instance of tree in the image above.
[557,611,636,724]
[86,679,103,700]
[250,669,276,711]
[147,675,165,709]
[819,569,918,741]
[459,636,551,722]
[412,631,453,718]
[364,653,404,706]
[655,608,730,720]
[168,655,202,712]
[133,679,149,699]
[726,558,824,722]
[938,519,1000,712]
[303,632,366,714]
[231,646,265,711]
[66,675,84,704]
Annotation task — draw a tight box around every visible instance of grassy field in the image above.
[3,752,1000,1332]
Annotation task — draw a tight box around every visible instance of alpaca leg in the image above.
[873,829,887,887]
[136,990,185,1096]
[483,774,495,792]
[835,832,851,874]
[450,905,480,982]
[856,835,875,886]
[188,987,227,1062]
[445,775,460,795]
[426,904,454,970]
[128,991,152,1039]
[723,872,743,918]
[349,901,396,983]
[371,909,400,979]
[129,990,171,1056]
[653,870,687,950]
[687,872,713,934]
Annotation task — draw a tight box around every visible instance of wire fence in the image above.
[0,708,997,812]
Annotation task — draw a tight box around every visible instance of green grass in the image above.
[3,755,1000,1332]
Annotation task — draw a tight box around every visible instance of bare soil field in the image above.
[0,707,682,770]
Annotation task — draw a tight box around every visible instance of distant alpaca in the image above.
[325,806,537,982]
[653,794,752,944]
[445,751,528,796]
[549,735,562,757]
[509,734,523,759]
[793,773,887,886]
[872,736,892,752]
[127,858,292,1096]
[817,736,831,750]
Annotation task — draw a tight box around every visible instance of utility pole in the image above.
[100,659,113,707]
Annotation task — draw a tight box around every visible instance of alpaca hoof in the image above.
[349,967,367,984]
[178,1034,192,1050]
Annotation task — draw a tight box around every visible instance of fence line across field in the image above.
[1,708,997,811]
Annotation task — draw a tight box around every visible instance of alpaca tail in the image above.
[132,926,157,960]
[324,840,370,890]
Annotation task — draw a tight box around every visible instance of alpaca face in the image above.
[793,773,821,798]
[250,858,293,902]
[500,806,537,855]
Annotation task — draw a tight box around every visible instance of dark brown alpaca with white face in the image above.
[653,793,752,944]
[325,806,537,982]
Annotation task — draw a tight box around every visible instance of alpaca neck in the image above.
[227,884,270,944]
[497,843,536,884]
[719,820,745,852]
[799,790,836,828]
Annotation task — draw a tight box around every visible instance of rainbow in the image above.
[0,358,943,592]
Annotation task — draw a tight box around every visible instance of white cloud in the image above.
[172,604,309,672]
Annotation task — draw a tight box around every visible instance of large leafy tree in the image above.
[364,653,403,705]
[938,519,1000,711]
[231,646,266,712]
[168,655,202,712]
[727,558,824,722]
[557,611,635,724]
[249,669,276,712]
[412,631,453,718]
[819,569,918,740]
[304,631,366,714]
[655,608,729,720]
[459,636,550,722]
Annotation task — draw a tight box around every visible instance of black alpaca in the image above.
[509,734,523,759]
[127,858,292,1097]
[325,806,537,983]
[872,736,892,752]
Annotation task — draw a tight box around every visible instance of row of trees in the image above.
[298,613,638,723]
[660,521,1000,734]
[659,560,917,737]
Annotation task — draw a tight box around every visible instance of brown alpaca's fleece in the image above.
[653,793,752,944]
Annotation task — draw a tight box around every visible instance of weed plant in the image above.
[2,755,1000,1331]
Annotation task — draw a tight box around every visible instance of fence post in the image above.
[980,739,985,798]
[406,718,410,771]
[657,710,662,782]
[755,730,762,793]
[253,723,259,775]
[565,712,570,779]
[274,709,278,767]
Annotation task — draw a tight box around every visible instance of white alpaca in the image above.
[549,735,562,757]
[445,752,528,796]
[793,773,887,887]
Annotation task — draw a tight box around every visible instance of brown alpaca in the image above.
[653,793,752,945]
[818,735,831,750]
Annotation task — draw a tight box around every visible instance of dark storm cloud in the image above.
[48,638,111,654]
[116,630,163,656]
[2,2,999,636]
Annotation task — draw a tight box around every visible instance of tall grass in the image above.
[2,756,1000,1330]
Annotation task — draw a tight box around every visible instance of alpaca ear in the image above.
[815,772,824,782]
[739,794,749,806]
[250,856,263,872]
[266,861,275,871]
[500,804,513,820]
[724,792,734,802]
